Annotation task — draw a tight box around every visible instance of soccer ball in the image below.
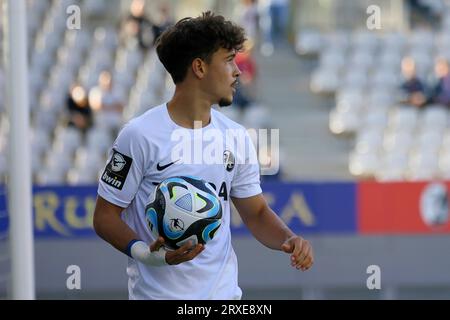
[145,176,223,250]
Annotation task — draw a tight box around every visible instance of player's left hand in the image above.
[281,236,313,271]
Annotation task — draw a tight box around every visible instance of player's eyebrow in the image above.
[226,52,236,60]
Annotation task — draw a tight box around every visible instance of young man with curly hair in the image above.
[93,11,313,300]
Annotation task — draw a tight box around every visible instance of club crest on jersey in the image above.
[223,150,235,172]
[101,149,133,190]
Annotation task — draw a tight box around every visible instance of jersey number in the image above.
[208,182,228,201]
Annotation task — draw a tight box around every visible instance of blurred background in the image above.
[1,0,450,299]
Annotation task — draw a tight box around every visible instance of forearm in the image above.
[243,206,295,250]
[93,211,139,254]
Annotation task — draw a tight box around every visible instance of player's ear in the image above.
[192,58,207,79]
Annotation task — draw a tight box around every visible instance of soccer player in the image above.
[93,11,313,300]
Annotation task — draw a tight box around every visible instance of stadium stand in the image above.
[0,0,174,185]
[0,0,272,185]
[298,3,450,181]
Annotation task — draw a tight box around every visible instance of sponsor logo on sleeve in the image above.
[101,149,133,190]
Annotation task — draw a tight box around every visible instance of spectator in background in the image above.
[66,84,93,133]
[399,56,427,108]
[89,71,124,134]
[122,0,154,50]
[259,0,273,56]
[258,0,289,56]
[235,0,261,45]
[430,58,450,107]
[269,0,289,42]
[234,39,258,114]
[407,0,441,30]
[152,3,174,43]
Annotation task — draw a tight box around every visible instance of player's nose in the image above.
[233,61,241,78]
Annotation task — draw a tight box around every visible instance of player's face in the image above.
[204,48,241,107]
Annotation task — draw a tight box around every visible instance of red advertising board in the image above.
[358,181,450,234]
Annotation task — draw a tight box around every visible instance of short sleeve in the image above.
[230,131,262,198]
[97,123,147,208]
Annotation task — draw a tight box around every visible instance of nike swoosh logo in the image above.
[156,159,180,171]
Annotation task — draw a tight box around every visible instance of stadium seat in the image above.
[295,29,323,56]
[36,168,66,185]
[366,91,394,110]
[440,129,450,149]
[348,49,373,70]
[409,29,435,51]
[94,27,119,51]
[388,106,419,132]
[407,151,439,181]
[74,146,105,171]
[30,128,51,159]
[86,128,113,154]
[336,90,364,113]
[325,30,350,53]
[375,151,409,181]
[354,129,384,154]
[310,67,340,94]
[53,126,83,155]
[361,110,389,131]
[438,147,450,177]
[67,166,101,185]
[421,105,449,130]
[65,29,92,53]
[382,32,406,51]
[44,149,73,175]
[371,69,400,88]
[329,107,360,134]
[378,50,402,70]
[349,151,379,177]
[416,130,443,153]
[32,108,58,134]
[113,69,135,92]
[383,130,414,154]
[342,70,368,90]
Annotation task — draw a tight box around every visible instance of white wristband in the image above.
[130,240,168,266]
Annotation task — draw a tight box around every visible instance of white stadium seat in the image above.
[295,29,324,56]
[421,105,449,130]
[375,151,409,181]
[36,168,66,185]
[354,129,384,154]
[310,67,340,94]
[388,106,419,132]
[361,110,388,131]
[407,151,439,181]
[329,108,360,134]
[383,130,414,154]
[86,128,113,154]
[349,151,379,177]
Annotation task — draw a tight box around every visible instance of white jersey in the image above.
[98,103,262,300]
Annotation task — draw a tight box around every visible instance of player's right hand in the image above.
[150,237,205,265]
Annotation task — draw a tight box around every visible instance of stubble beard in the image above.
[218,97,233,107]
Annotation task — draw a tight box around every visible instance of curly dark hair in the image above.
[156,11,246,84]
